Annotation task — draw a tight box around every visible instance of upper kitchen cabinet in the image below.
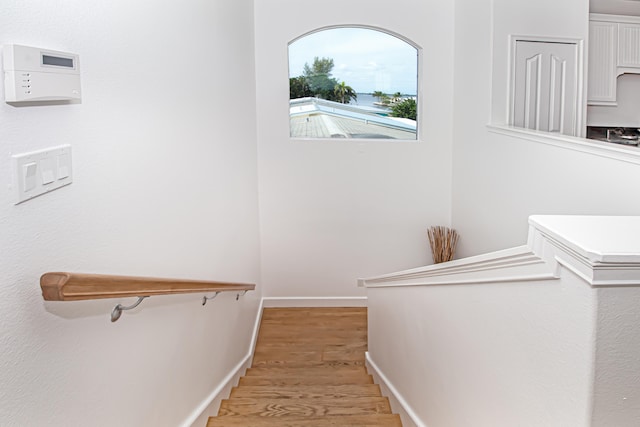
[618,22,640,68]
[588,14,640,105]
[588,20,617,104]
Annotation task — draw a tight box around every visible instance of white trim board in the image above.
[262,296,368,307]
[361,245,558,288]
[366,352,426,427]
[488,124,640,166]
[182,355,250,427]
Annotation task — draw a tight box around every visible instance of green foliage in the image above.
[307,75,339,100]
[300,57,338,101]
[303,57,334,76]
[289,56,360,102]
[390,98,417,120]
[334,81,358,104]
[289,76,313,99]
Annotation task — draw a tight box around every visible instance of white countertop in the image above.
[529,215,640,263]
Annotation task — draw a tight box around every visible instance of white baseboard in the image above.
[181,298,264,427]
[183,354,251,427]
[366,352,427,427]
[262,296,368,307]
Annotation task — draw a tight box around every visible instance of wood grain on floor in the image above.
[207,307,402,427]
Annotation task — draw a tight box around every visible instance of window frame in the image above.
[288,25,423,142]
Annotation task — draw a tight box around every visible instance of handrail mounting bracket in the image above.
[111,296,149,322]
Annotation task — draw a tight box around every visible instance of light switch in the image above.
[12,145,72,204]
[22,162,37,192]
[39,157,55,184]
[57,153,71,179]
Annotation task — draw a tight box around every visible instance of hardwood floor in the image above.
[207,307,402,427]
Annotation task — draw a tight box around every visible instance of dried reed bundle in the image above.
[427,226,459,264]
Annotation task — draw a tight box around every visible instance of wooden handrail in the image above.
[41,272,256,301]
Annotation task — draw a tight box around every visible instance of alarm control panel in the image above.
[3,44,81,103]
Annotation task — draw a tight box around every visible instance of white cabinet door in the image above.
[511,40,579,136]
[618,23,640,68]
[588,21,618,104]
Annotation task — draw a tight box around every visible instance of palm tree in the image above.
[334,81,358,104]
[372,90,385,101]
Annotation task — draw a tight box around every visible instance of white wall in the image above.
[0,1,261,426]
[254,0,455,298]
[368,275,595,426]
[452,0,640,257]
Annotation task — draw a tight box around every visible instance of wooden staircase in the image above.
[207,307,402,426]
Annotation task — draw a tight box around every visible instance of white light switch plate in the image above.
[12,145,72,204]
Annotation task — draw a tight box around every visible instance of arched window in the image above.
[288,27,419,140]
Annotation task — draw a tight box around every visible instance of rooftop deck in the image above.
[290,97,417,140]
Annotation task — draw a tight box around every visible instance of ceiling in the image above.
[591,0,640,16]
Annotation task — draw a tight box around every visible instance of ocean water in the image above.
[349,93,417,109]
[350,93,387,109]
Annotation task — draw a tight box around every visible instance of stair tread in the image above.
[239,374,374,386]
[218,397,392,417]
[245,365,368,375]
[261,307,367,318]
[229,384,382,399]
[253,352,366,363]
[253,357,365,368]
[256,330,366,338]
[207,414,402,427]
[254,342,367,350]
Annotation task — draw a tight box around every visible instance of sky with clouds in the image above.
[288,27,418,95]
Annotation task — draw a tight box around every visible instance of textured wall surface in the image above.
[592,287,640,425]
[0,1,261,426]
